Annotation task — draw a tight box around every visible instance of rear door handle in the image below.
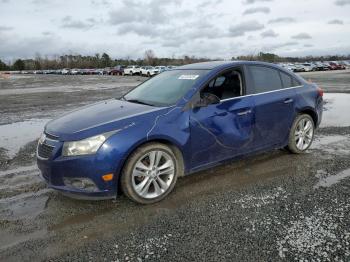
[284,98,294,104]
[237,109,252,116]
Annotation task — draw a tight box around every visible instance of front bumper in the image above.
[37,138,120,199]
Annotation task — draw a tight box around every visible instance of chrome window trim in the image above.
[220,85,303,103]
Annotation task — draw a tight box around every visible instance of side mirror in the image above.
[194,93,220,108]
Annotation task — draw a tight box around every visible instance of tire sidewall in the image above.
[288,114,315,154]
[121,143,179,204]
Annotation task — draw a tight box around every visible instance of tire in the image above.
[121,143,181,204]
[287,114,315,154]
[147,72,150,77]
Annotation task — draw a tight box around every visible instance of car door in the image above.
[247,65,298,149]
[189,67,255,169]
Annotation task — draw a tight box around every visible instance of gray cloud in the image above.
[0,0,349,60]
[243,0,273,4]
[304,44,314,47]
[61,16,94,30]
[160,21,224,48]
[117,23,164,37]
[243,6,270,15]
[0,26,13,31]
[268,17,296,24]
[198,0,223,8]
[264,41,299,51]
[229,20,264,37]
[291,33,312,40]
[42,31,53,36]
[261,29,278,38]
[334,0,350,5]
[328,19,344,24]
[109,0,183,25]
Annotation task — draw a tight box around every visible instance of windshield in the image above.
[123,69,209,106]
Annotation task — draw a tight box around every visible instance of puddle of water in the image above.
[321,93,350,127]
[314,168,350,189]
[312,135,348,147]
[0,194,49,220]
[0,119,50,158]
[312,135,350,155]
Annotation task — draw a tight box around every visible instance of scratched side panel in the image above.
[146,107,192,173]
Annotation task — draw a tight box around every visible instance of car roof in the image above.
[176,60,283,70]
[175,60,306,84]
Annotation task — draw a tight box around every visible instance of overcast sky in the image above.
[0,0,349,61]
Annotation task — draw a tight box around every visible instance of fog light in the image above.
[63,177,98,192]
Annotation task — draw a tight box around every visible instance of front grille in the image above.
[38,143,55,159]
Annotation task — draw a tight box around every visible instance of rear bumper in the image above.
[316,97,323,128]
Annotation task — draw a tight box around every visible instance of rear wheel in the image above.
[121,143,179,204]
[287,114,315,154]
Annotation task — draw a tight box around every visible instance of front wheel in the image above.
[287,114,315,154]
[121,143,179,204]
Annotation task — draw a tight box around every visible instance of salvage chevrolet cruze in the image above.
[37,61,323,204]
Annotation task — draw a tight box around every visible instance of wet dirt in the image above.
[0,72,350,261]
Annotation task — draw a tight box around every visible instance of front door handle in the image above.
[284,98,294,104]
[237,109,252,116]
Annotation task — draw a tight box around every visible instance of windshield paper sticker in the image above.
[178,75,199,80]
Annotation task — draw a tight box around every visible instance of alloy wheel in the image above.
[131,150,175,199]
[294,117,314,150]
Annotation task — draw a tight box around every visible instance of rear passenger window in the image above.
[292,77,301,87]
[249,66,282,93]
[280,71,301,88]
[280,72,293,88]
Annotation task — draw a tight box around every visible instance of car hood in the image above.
[45,99,164,140]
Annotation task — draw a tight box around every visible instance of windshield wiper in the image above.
[124,98,154,106]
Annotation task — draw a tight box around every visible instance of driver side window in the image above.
[201,69,243,101]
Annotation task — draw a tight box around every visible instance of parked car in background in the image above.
[70,68,81,75]
[293,64,306,72]
[109,66,125,75]
[61,68,70,75]
[329,62,345,70]
[323,62,336,70]
[95,69,106,75]
[302,63,315,72]
[314,62,327,71]
[140,66,152,76]
[123,65,141,75]
[339,61,350,69]
[280,63,295,72]
[141,66,159,77]
[37,61,323,204]
[154,66,167,74]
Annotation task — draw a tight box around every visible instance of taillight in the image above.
[317,87,324,97]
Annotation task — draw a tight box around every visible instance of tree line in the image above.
[234,52,350,63]
[1,50,349,71]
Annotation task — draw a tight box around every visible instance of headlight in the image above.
[62,131,115,156]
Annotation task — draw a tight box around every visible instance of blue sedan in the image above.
[37,61,323,204]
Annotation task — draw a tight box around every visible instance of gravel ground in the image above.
[0,71,349,261]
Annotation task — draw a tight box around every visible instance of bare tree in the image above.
[144,49,156,66]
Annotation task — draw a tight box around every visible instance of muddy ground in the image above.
[0,70,350,261]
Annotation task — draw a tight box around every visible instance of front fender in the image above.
[97,106,191,182]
